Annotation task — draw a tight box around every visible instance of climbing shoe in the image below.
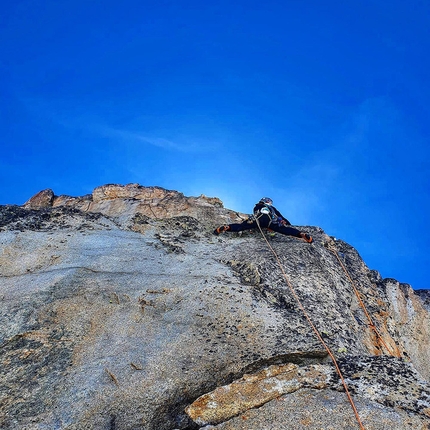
[214,225,230,235]
[300,232,313,243]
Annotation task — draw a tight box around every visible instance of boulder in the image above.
[23,189,54,209]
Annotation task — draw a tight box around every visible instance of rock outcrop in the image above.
[23,184,230,227]
[1,184,429,430]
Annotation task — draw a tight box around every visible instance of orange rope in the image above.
[256,223,366,430]
[329,248,399,357]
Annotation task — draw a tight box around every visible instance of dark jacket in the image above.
[253,203,291,225]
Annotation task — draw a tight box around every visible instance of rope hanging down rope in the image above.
[254,220,366,430]
[326,243,400,358]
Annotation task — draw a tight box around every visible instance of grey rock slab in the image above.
[1,227,324,429]
[201,388,430,430]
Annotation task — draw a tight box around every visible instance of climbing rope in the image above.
[326,243,400,358]
[255,221,366,430]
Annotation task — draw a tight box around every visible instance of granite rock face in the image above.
[416,289,430,312]
[185,363,332,425]
[1,184,429,430]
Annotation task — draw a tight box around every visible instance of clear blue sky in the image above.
[1,1,429,290]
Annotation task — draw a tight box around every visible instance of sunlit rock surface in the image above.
[1,184,429,429]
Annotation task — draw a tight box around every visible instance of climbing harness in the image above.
[254,218,367,430]
[325,242,401,358]
[253,204,278,228]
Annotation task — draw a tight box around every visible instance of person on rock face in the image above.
[214,197,313,243]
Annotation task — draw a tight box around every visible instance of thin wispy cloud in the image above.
[100,127,205,153]
[19,96,217,154]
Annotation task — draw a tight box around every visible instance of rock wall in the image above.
[1,184,429,430]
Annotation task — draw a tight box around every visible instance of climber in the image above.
[214,197,313,243]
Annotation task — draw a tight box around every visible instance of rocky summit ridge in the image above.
[0,183,429,430]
